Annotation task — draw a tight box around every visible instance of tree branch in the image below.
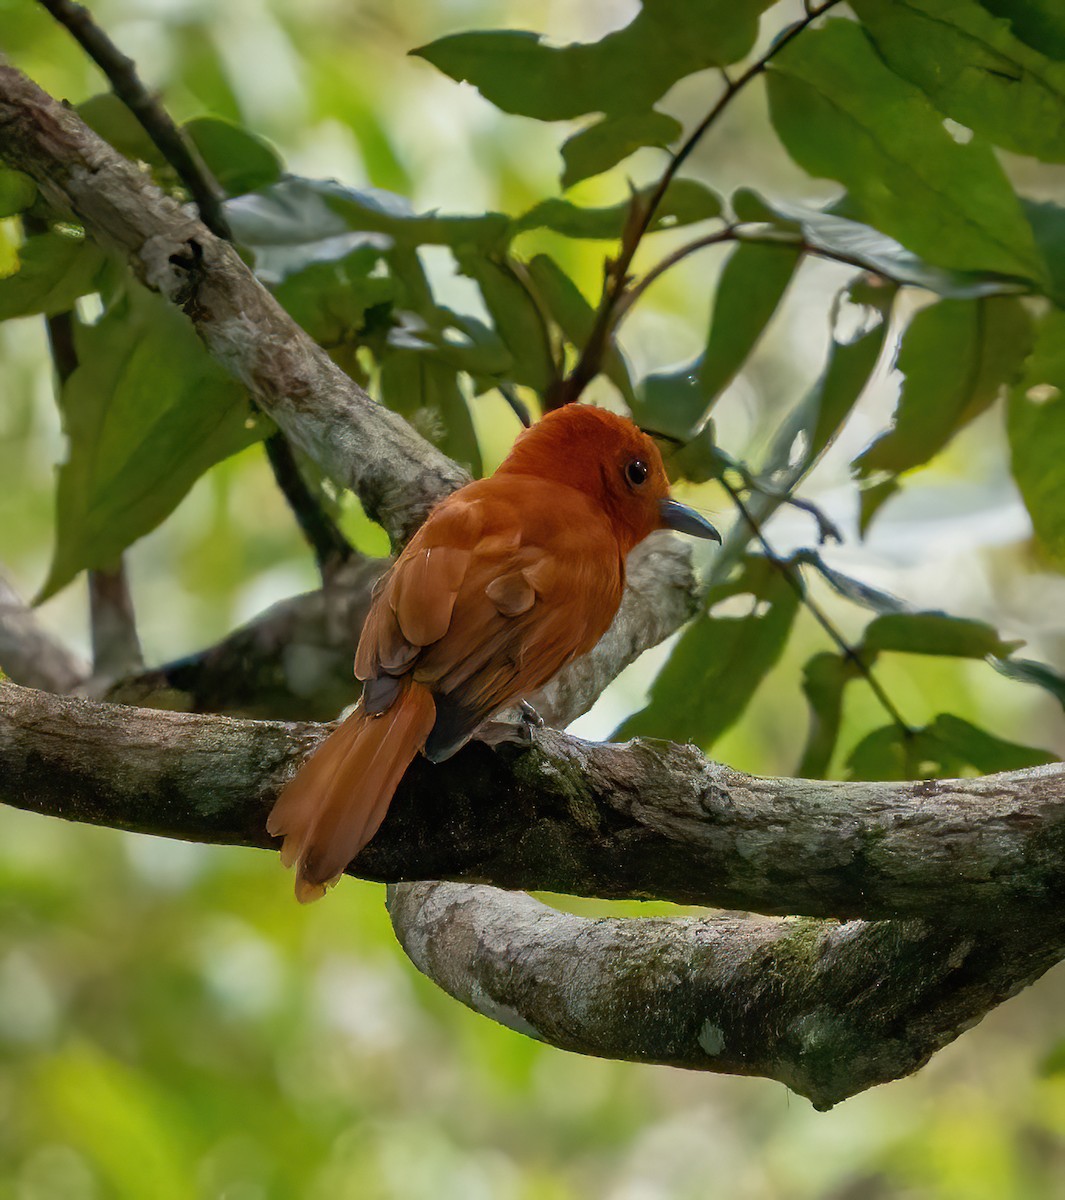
[0,62,467,546]
[103,554,389,720]
[0,574,87,692]
[5,676,1065,928]
[388,883,1065,1110]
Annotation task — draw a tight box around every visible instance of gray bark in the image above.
[4,677,1065,926]
[389,884,1065,1110]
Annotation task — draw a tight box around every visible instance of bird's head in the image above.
[497,404,721,553]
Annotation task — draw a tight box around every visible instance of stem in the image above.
[721,477,911,735]
[261,434,356,573]
[44,309,144,677]
[549,0,846,409]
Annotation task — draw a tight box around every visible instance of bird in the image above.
[267,403,721,901]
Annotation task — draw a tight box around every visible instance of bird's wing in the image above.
[354,479,623,758]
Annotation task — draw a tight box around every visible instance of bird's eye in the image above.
[625,459,649,487]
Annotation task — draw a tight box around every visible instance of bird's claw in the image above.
[477,701,543,752]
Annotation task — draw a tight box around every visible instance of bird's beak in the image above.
[659,498,722,542]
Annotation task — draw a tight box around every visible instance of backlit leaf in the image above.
[561,111,682,189]
[1008,309,1065,562]
[860,612,1019,659]
[0,231,105,321]
[767,20,1046,280]
[0,169,36,219]
[855,0,1065,162]
[183,116,283,196]
[39,286,268,601]
[856,296,1034,478]
[798,652,854,778]
[413,1,776,121]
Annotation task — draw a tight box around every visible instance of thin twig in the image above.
[548,0,846,409]
[44,308,144,676]
[498,383,533,428]
[261,434,356,573]
[720,454,843,545]
[36,0,231,239]
[36,0,358,573]
[721,477,911,735]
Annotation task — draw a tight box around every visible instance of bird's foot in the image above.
[477,701,544,752]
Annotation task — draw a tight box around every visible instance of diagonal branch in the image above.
[548,0,846,408]
[0,62,466,547]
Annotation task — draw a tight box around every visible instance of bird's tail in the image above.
[267,679,437,903]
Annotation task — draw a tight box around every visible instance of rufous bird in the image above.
[268,403,720,901]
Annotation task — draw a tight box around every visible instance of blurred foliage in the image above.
[6,0,1065,1195]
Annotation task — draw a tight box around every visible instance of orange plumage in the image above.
[267,404,720,901]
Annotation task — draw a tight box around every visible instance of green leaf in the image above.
[0,231,105,320]
[456,253,554,394]
[805,278,896,465]
[847,724,936,781]
[274,242,397,346]
[978,0,1065,63]
[1022,199,1065,308]
[227,177,510,276]
[928,714,1056,773]
[856,296,1034,478]
[183,116,283,196]
[413,0,776,121]
[990,655,1065,709]
[77,93,165,167]
[0,169,36,219]
[854,0,1065,163]
[378,353,482,476]
[525,254,635,405]
[615,555,800,747]
[860,612,1019,659]
[735,191,1031,299]
[798,652,854,779]
[858,477,899,535]
[514,179,721,240]
[845,715,1054,781]
[561,111,682,189]
[766,20,1046,280]
[39,287,268,601]
[1008,309,1065,561]
[632,240,801,439]
[392,309,515,382]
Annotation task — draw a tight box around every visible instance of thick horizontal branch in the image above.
[389,883,1065,1110]
[0,63,465,544]
[4,677,1065,927]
